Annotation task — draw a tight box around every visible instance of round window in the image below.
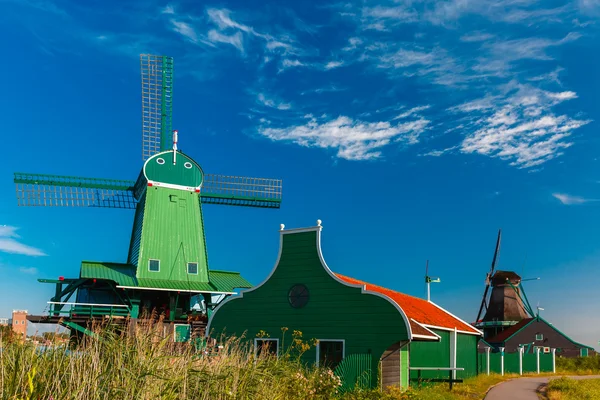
[288,284,309,308]
[184,162,193,169]
[156,158,165,165]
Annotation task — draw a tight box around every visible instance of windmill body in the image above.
[16,55,282,342]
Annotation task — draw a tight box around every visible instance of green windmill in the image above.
[15,54,282,341]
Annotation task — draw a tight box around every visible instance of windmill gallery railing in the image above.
[47,302,131,319]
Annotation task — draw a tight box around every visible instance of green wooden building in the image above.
[208,222,482,390]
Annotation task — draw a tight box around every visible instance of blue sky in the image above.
[1,0,599,346]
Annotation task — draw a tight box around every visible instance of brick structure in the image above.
[11,310,28,340]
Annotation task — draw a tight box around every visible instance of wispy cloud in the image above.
[324,60,344,70]
[207,30,243,52]
[170,20,199,43]
[19,266,39,275]
[0,226,46,256]
[258,115,430,160]
[257,93,291,110]
[552,193,598,205]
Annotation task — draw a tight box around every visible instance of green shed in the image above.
[208,222,482,390]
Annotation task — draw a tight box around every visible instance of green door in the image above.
[581,348,589,357]
[174,324,191,342]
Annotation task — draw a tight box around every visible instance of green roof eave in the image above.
[208,270,252,292]
[80,261,137,286]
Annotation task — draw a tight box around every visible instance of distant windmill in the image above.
[474,230,540,339]
[425,260,440,302]
[14,54,283,340]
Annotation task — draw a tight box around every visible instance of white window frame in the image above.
[315,339,345,367]
[148,259,160,272]
[254,338,279,358]
[187,262,198,275]
[535,333,543,341]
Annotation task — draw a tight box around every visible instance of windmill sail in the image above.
[141,54,173,161]
[14,173,136,209]
[201,174,282,208]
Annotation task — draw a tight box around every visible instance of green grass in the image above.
[546,377,600,400]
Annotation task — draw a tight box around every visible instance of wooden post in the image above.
[551,348,556,373]
[536,347,540,374]
[518,347,523,375]
[486,347,491,375]
[500,347,505,376]
[449,370,453,390]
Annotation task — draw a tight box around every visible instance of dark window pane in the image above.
[319,341,343,369]
[256,339,278,357]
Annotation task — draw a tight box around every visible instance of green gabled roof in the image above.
[80,261,252,294]
[209,270,252,292]
[80,261,137,286]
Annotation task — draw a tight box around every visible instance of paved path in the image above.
[485,375,600,400]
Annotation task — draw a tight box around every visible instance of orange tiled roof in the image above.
[335,274,481,336]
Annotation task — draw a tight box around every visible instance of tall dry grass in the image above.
[0,321,340,400]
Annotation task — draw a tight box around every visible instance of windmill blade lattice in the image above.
[14,173,137,209]
[201,174,282,208]
[141,54,173,161]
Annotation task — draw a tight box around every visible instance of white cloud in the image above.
[207,30,244,52]
[393,105,431,120]
[458,84,591,168]
[460,32,494,42]
[552,193,597,205]
[170,20,198,43]
[19,267,39,275]
[421,146,458,157]
[161,4,175,15]
[0,226,46,256]
[258,115,430,160]
[325,60,344,70]
[257,93,291,110]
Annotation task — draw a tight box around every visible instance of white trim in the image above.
[156,157,165,165]
[551,348,556,373]
[184,162,193,169]
[410,319,440,340]
[47,301,129,308]
[316,339,345,367]
[254,338,280,358]
[115,285,235,295]
[420,323,481,336]
[187,262,199,275]
[207,224,414,340]
[450,327,457,380]
[147,180,200,192]
[425,301,483,336]
[148,259,160,272]
[173,323,191,342]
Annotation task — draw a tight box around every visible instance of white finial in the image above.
[172,130,178,164]
[280,224,285,231]
[317,219,322,226]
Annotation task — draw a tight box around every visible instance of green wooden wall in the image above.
[456,333,478,379]
[209,229,410,388]
[410,329,478,380]
[135,186,209,282]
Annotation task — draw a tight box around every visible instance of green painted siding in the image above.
[400,345,409,388]
[410,330,450,380]
[144,151,203,188]
[127,191,146,267]
[504,352,521,374]
[209,230,410,388]
[456,333,478,379]
[136,186,209,283]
